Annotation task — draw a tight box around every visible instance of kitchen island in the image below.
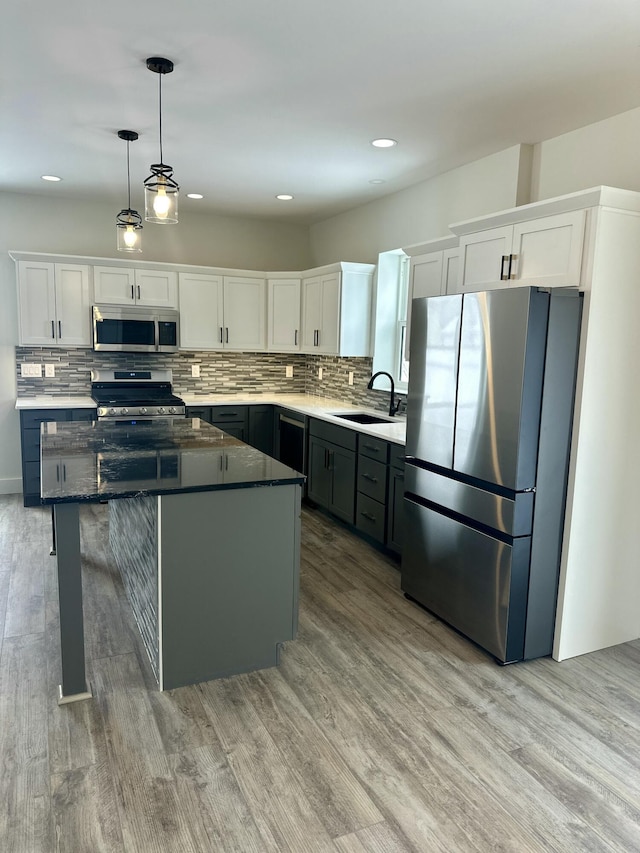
[40,417,305,700]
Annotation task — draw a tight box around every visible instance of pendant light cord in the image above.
[158,71,164,165]
[126,139,132,209]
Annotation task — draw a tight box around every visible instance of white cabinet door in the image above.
[302,273,340,354]
[511,210,586,288]
[178,273,224,350]
[17,261,91,347]
[54,264,91,346]
[301,276,322,351]
[267,278,301,351]
[135,269,178,308]
[93,266,136,304]
[458,226,513,292]
[443,248,460,295]
[404,251,445,359]
[223,276,266,351]
[458,211,586,293]
[17,261,57,345]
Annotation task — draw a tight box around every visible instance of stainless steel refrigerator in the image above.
[401,287,582,663]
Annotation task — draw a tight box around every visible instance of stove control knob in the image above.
[121,408,129,415]
[158,407,167,414]
[140,407,148,415]
[109,408,116,415]
[168,407,176,414]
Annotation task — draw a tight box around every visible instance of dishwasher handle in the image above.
[279,414,304,428]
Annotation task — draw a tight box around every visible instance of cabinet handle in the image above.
[316,329,320,347]
[362,473,378,483]
[397,473,405,480]
[219,327,224,343]
[362,444,380,453]
[225,327,229,343]
[218,412,239,417]
[294,329,298,345]
[509,253,518,280]
[500,255,509,281]
[63,464,67,482]
[360,511,376,522]
[58,320,62,338]
[56,464,60,483]
[51,320,55,339]
[138,285,141,300]
[131,284,135,300]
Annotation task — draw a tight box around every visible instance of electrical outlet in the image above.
[191,364,201,378]
[20,364,42,378]
[45,364,55,378]
[318,367,323,380]
[348,371,354,386]
[285,365,294,378]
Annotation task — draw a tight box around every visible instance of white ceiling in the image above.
[3,0,640,224]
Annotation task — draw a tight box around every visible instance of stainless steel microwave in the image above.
[92,305,179,353]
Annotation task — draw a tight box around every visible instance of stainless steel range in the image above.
[91,369,186,420]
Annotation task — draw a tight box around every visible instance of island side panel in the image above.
[109,496,160,683]
[158,484,301,691]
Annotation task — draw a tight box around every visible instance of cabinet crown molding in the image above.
[449,186,640,237]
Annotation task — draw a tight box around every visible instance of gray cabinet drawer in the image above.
[22,428,42,462]
[359,435,388,463]
[210,405,248,421]
[187,406,212,423]
[23,460,41,495]
[390,443,405,469]
[70,408,97,421]
[309,418,357,451]
[356,492,386,543]
[357,456,387,502]
[21,409,70,430]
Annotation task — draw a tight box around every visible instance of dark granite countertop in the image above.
[40,418,305,504]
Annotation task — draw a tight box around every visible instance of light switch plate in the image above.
[285,365,293,378]
[348,371,354,386]
[20,363,42,377]
[191,364,201,378]
[318,367,323,380]
[45,364,55,378]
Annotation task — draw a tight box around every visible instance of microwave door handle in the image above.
[154,320,160,351]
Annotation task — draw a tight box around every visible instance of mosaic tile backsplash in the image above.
[16,347,406,414]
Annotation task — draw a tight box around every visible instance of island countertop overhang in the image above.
[40,417,305,505]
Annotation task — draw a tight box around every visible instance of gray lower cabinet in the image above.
[248,405,275,455]
[356,436,388,544]
[387,443,406,555]
[186,404,275,455]
[307,419,356,524]
[20,407,96,507]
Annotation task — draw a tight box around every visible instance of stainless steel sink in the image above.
[331,412,394,425]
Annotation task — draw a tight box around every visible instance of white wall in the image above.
[309,145,531,265]
[532,106,640,202]
[0,191,311,492]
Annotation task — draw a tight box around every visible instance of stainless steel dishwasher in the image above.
[277,410,306,481]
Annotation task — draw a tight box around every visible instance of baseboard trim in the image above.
[0,477,22,495]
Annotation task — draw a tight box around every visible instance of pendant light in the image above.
[116,130,143,252]
[144,57,179,224]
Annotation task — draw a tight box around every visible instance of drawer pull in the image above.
[362,473,378,483]
[362,444,380,452]
[217,412,239,417]
[360,511,377,522]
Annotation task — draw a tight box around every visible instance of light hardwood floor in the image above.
[1,494,640,852]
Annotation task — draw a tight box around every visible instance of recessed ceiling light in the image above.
[186,193,204,199]
[369,179,386,185]
[41,175,62,182]
[371,138,397,148]
[276,194,294,201]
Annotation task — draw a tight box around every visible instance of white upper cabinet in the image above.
[94,266,178,308]
[17,261,91,347]
[178,273,265,351]
[267,278,301,352]
[223,276,266,351]
[178,273,224,350]
[402,237,459,359]
[301,263,374,357]
[455,210,587,293]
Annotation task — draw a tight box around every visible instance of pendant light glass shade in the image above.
[144,57,179,224]
[116,130,143,252]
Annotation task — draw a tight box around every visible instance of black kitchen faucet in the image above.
[367,371,402,417]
